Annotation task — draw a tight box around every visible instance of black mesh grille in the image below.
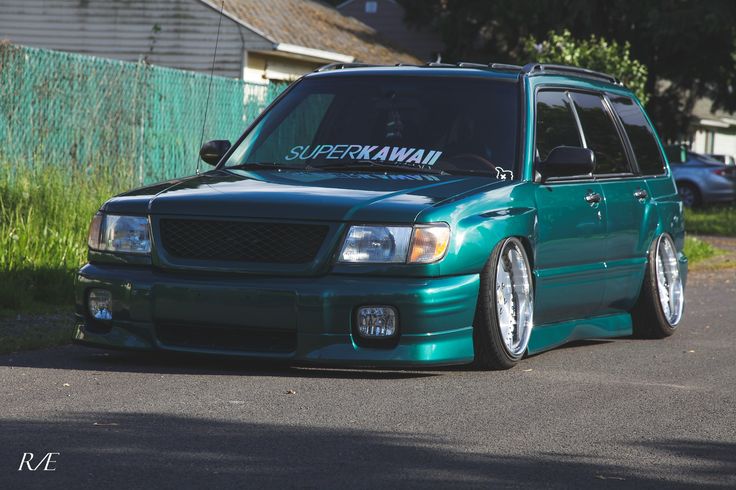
[159,219,328,263]
[156,324,296,353]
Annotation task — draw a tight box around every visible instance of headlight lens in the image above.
[339,225,412,263]
[338,223,449,264]
[88,213,151,255]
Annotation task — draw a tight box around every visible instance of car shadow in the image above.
[2,412,733,488]
[0,345,441,380]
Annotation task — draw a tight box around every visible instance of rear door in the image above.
[568,92,653,314]
[533,90,607,324]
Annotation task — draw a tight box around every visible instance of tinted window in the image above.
[570,92,629,174]
[535,91,582,161]
[226,76,520,178]
[610,96,666,175]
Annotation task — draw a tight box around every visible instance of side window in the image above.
[569,92,630,175]
[535,90,582,161]
[609,96,666,175]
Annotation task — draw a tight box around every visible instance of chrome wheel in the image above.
[494,239,533,358]
[654,235,684,326]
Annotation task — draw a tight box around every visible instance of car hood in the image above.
[102,168,506,222]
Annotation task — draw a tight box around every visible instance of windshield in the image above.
[225,75,520,179]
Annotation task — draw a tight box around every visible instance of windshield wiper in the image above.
[308,160,445,175]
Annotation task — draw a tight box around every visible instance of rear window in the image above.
[226,76,520,179]
[609,96,666,175]
[569,92,630,175]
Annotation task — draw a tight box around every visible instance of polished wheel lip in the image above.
[495,238,534,358]
[654,234,684,327]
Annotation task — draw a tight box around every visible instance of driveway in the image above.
[1,269,734,489]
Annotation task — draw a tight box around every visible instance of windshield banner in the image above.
[285,145,443,167]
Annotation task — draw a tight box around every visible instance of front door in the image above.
[533,181,608,323]
[532,90,608,324]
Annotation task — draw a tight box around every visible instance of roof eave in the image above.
[275,43,354,64]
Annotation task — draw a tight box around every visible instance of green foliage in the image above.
[683,236,720,265]
[684,205,736,237]
[522,30,649,104]
[0,162,134,309]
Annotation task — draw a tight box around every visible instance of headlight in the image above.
[338,223,449,264]
[88,213,151,255]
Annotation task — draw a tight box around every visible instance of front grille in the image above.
[156,324,297,353]
[159,219,328,263]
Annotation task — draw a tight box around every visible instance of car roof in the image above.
[306,62,624,89]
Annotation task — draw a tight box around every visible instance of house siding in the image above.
[0,0,272,78]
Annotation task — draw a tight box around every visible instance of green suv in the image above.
[76,63,687,369]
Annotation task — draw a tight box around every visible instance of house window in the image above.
[365,1,377,13]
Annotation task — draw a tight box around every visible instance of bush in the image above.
[522,30,649,104]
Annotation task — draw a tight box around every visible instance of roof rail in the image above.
[314,61,621,86]
[522,63,621,85]
[314,62,381,72]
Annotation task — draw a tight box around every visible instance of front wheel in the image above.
[473,238,534,370]
[632,234,685,338]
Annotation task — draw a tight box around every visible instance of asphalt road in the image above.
[1,270,734,489]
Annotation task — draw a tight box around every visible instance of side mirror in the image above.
[539,146,595,181]
[199,140,231,166]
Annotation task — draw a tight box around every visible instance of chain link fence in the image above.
[0,43,286,184]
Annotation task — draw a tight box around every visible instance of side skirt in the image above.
[527,313,632,355]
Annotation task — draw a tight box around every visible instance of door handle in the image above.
[634,189,648,200]
[584,192,602,204]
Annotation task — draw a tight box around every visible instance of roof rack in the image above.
[314,61,621,86]
[522,63,621,85]
[316,60,524,73]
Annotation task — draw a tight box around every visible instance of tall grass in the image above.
[0,162,134,309]
[685,205,736,237]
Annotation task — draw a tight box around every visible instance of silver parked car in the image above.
[667,149,736,207]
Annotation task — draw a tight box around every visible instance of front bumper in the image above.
[74,264,479,367]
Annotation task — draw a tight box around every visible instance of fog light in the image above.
[357,306,397,338]
[88,289,112,321]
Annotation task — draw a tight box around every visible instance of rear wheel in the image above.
[632,234,685,338]
[677,182,700,208]
[473,238,534,370]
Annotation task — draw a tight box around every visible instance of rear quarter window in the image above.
[609,96,666,175]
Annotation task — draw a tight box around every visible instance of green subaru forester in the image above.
[76,63,686,370]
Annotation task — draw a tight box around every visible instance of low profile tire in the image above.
[473,237,534,370]
[677,182,700,208]
[632,234,685,338]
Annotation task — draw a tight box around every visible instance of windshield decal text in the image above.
[285,145,443,167]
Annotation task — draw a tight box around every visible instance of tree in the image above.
[522,30,649,104]
[400,0,736,141]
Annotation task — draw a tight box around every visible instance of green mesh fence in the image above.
[0,43,286,183]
